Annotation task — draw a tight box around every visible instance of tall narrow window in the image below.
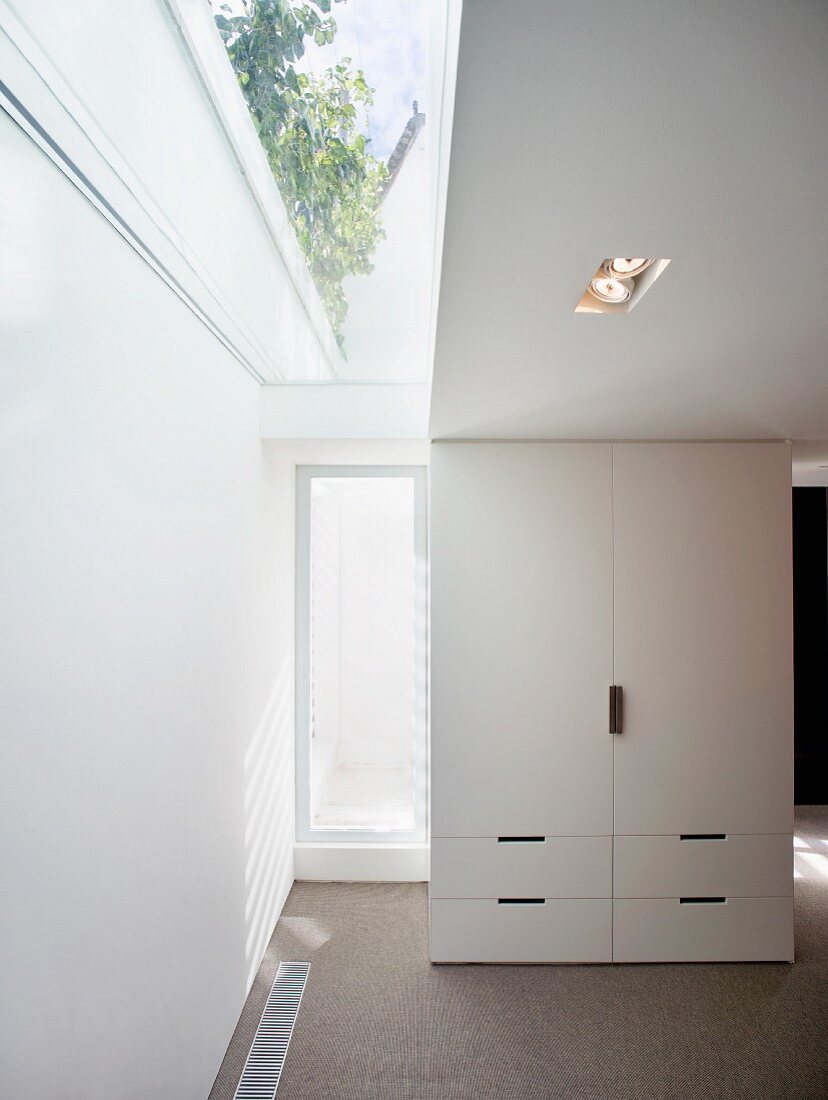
[296,467,427,843]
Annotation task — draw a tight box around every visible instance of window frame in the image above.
[295,465,428,844]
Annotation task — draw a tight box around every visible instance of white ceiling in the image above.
[429,0,828,440]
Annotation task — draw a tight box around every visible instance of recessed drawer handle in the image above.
[680,897,727,905]
[680,834,727,841]
[497,836,545,844]
[498,898,546,905]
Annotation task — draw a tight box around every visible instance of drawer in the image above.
[613,897,793,962]
[430,836,611,899]
[613,834,793,899]
[430,898,612,963]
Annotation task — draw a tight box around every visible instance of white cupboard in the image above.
[612,443,794,837]
[429,441,793,964]
[430,443,614,839]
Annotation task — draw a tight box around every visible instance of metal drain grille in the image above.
[233,961,310,1099]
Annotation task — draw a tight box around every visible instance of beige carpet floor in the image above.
[209,806,828,1099]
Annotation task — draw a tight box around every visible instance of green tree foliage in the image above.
[213,0,387,348]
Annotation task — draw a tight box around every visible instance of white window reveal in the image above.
[296,467,427,843]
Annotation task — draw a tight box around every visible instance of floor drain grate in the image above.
[233,961,310,1099]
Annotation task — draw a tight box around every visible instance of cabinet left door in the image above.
[430,442,614,838]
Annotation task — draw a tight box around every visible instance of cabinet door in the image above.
[612,443,793,836]
[430,443,613,836]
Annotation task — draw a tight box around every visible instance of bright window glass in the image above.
[296,468,427,841]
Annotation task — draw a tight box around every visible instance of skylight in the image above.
[209,0,453,382]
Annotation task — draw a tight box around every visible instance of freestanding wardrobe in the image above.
[429,442,794,963]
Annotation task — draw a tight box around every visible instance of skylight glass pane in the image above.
[211,0,440,381]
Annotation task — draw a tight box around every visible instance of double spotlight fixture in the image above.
[575,256,670,313]
[587,258,655,305]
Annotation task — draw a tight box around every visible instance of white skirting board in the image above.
[294,843,429,882]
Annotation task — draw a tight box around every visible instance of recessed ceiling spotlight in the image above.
[576,257,670,313]
[604,257,654,278]
[588,275,632,304]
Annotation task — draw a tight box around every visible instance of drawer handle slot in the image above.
[680,897,727,905]
[680,834,727,841]
[497,836,545,844]
[498,898,546,905]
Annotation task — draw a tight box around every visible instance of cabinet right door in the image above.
[612,443,793,836]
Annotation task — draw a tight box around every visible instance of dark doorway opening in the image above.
[793,488,828,804]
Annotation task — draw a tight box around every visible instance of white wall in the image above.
[0,112,292,1100]
[259,382,430,439]
[1,0,336,382]
[792,441,828,487]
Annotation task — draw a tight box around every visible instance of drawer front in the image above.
[613,834,793,899]
[431,836,611,899]
[613,897,794,962]
[430,899,612,963]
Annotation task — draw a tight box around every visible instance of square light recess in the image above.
[575,258,670,313]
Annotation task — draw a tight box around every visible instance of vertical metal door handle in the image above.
[609,685,623,734]
[609,685,617,734]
